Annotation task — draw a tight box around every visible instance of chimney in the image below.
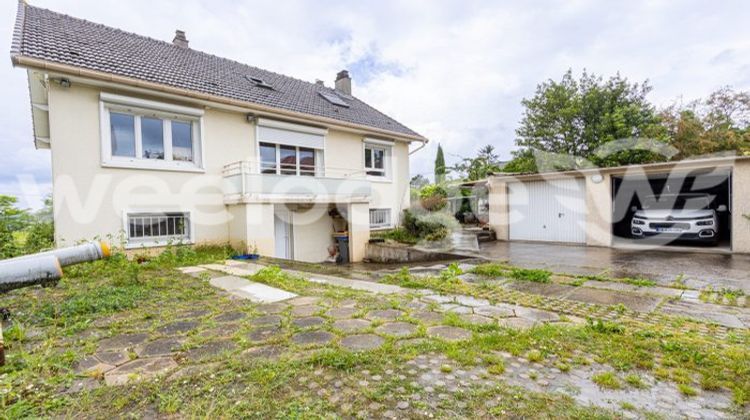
[173,30,189,48]
[335,70,351,95]
[315,79,325,87]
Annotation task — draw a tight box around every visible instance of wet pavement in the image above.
[474,241,750,292]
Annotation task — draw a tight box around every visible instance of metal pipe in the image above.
[4,241,110,267]
[0,255,63,292]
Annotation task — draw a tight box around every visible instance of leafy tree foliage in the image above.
[514,70,668,168]
[0,195,54,258]
[434,144,447,183]
[451,145,504,180]
[661,87,750,159]
[410,174,429,189]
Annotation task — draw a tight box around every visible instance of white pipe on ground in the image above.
[0,255,63,292]
[4,242,111,267]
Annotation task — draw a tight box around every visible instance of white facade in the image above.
[28,71,421,262]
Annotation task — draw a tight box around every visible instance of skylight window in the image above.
[245,75,274,89]
[319,91,350,108]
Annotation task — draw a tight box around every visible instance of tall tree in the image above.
[514,69,668,170]
[434,144,446,183]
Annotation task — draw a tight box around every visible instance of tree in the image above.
[410,174,429,189]
[0,195,32,258]
[660,87,750,159]
[434,144,446,183]
[451,144,504,180]
[515,70,668,170]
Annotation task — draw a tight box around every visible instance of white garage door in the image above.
[508,178,587,243]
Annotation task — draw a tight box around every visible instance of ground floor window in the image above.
[369,208,392,229]
[127,212,190,244]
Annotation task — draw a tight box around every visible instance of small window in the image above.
[369,208,392,229]
[260,142,278,174]
[279,145,297,175]
[127,212,190,244]
[364,144,388,177]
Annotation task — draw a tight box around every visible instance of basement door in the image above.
[274,209,294,259]
[508,178,587,244]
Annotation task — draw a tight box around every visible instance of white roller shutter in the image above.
[508,178,587,244]
[257,118,326,149]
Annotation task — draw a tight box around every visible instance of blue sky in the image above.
[2,0,750,209]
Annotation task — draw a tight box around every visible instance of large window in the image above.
[364,144,389,177]
[260,142,318,176]
[101,93,202,171]
[127,212,191,245]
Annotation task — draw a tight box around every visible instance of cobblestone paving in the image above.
[64,263,745,418]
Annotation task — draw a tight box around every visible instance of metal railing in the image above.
[127,212,189,242]
[222,161,372,203]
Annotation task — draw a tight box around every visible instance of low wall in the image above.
[364,242,466,263]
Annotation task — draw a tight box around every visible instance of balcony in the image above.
[222,161,371,204]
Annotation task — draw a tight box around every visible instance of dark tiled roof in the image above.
[10,2,424,139]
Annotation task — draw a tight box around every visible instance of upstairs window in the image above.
[260,142,319,176]
[101,93,203,171]
[364,143,390,178]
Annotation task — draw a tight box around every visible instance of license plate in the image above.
[656,228,681,233]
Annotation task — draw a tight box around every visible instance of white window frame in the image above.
[363,138,393,182]
[100,93,205,172]
[369,208,393,229]
[122,210,194,249]
[258,142,322,176]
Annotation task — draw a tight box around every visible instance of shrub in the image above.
[22,220,54,254]
[418,184,448,211]
[400,209,457,242]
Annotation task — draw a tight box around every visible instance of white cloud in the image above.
[2,0,749,200]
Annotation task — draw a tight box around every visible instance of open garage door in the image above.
[508,178,587,244]
[611,169,731,250]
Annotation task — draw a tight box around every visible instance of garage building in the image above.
[487,156,750,254]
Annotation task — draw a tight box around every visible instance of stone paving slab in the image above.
[564,287,662,313]
[340,334,385,351]
[200,263,263,277]
[97,333,149,352]
[104,357,178,386]
[135,337,185,358]
[209,275,297,303]
[303,272,405,295]
[426,326,472,341]
[659,300,746,329]
[504,281,578,298]
[582,280,684,298]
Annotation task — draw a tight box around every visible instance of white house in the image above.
[10,2,427,262]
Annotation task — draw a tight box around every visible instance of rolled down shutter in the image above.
[257,118,326,149]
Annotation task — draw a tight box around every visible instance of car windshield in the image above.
[641,195,711,210]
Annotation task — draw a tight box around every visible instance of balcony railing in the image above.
[222,161,372,204]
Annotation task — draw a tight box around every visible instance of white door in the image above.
[508,178,587,244]
[274,209,293,259]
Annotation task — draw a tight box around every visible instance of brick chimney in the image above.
[173,30,189,48]
[335,70,351,95]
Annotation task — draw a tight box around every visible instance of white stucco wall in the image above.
[291,204,334,262]
[45,80,412,261]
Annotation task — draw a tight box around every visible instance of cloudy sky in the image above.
[2,0,750,209]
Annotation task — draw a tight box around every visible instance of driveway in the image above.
[475,241,750,292]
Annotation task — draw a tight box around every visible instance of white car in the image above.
[631,193,725,244]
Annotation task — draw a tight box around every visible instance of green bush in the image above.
[22,220,54,254]
[418,184,448,211]
[401,209,458,242]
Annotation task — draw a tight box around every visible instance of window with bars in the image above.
[369,208,392,229]
[127,212,190,244]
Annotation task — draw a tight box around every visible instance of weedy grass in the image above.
[1,245,749,418]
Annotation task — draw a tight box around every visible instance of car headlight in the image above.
[632,218,645,225]
[696,219,714,226]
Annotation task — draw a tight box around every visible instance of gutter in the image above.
[409,138,428,155]
[11,55,429,144]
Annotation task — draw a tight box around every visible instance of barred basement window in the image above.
[369,208,392,229]
[127,212,190,244]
